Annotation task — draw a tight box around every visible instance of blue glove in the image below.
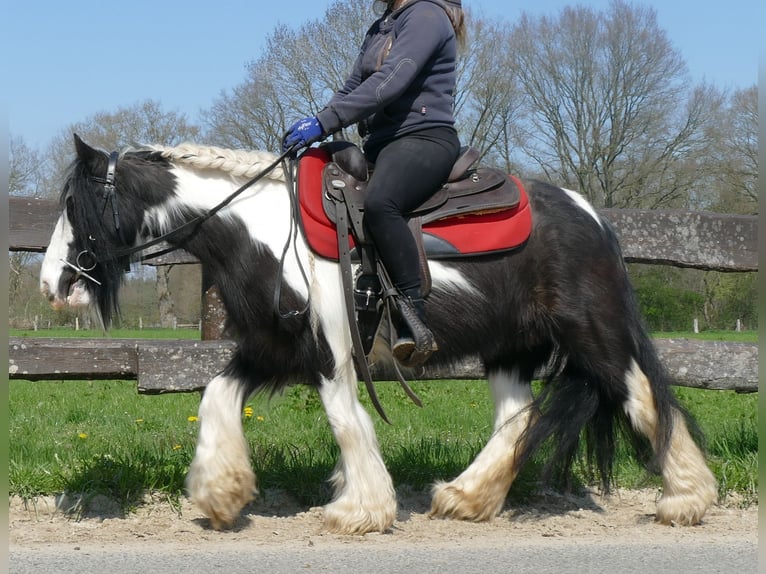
[282,116,324,152]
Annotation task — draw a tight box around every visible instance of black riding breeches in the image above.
[363,127,460,294]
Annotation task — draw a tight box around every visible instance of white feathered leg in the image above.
[431,369,533,521]
[186,374,256,529]
[318,360,397,534]
[623,360,717,525]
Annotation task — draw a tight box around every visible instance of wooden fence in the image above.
[8,196,759,393]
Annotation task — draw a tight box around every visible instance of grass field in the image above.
[8,328,758,511]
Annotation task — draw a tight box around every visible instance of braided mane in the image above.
[147,143,287,182]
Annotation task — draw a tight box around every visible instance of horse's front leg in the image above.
[318,360,397,534]
[186,373,256,530]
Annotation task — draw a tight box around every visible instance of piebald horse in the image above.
[40,135,717,533]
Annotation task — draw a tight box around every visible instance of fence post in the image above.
[693,318,699,334]
[201,269,227,341]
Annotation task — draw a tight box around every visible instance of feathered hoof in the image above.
[186,465,257,530]
[429,480,501,522]
[655,487,718,526]
[323,497,397,535]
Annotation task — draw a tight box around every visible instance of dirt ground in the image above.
[9,487,757,550]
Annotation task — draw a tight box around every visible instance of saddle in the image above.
[319,141,523,296]
[295,141,531,423]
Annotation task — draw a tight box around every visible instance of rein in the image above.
[65,144,311,318]
[96,145,299,265]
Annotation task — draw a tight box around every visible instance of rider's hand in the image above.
[282,117,324,152]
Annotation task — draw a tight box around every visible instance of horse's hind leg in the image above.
[318,362,397,534]
[623,360,718,525]
[186,373,256,530]
[431,368,533,521]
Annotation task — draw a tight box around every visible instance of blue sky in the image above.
[6,0,760,149]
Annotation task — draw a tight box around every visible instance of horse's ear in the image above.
[73,133,105,173]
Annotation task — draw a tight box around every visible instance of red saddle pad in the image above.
[297,147,532,261]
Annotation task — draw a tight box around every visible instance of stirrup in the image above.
[392,297,438,368]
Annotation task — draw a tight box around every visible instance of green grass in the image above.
[8,328,757,512]
[9,376,757,511]
[653,330,757,343]
[10,327,201,339]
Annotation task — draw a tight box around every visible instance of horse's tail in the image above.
[513,218,703,495]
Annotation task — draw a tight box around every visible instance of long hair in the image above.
[443,3,466,46]
[375,0,466,44]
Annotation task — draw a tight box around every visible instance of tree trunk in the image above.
[156,266,177,329]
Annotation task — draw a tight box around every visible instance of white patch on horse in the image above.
[431,369,533,520]
[622,359,717,525]
[148,165,312,302]
[430,262,480,295]
[186,373,256,530]
[39,213,92,309]
[562,187,603,228]
[318,365,397,534]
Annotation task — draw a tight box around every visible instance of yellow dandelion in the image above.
[78,432,88,440]
[187,415,198,422]
[256,415,265,422]
[135,419,144,424]
[243,406,254,418]
[172,444,183,451]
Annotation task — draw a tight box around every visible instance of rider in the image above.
[283,0,465,367]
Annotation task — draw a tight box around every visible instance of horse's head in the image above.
[40,134,168,327]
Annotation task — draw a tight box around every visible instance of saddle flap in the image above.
[420,168,521,225]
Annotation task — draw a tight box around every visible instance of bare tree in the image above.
[9,136,48,325]
[506,2,722,208]
[203,0,523,164]
[455,17,524,172]
[203,0,372,149]
[705,85,757,214]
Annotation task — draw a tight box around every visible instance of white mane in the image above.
[147,143,287,182]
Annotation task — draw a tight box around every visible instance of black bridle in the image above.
[64,145,299,279]
[90,150,122,234]
[61,144,313,319]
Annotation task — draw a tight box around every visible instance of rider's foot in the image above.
[392,292,437,368]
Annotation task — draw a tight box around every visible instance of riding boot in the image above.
[392,288,438,368]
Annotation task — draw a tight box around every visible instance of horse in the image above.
[40,134,717,534]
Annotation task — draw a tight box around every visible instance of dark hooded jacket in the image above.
[315,0,457,152]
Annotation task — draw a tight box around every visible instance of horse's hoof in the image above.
[186,466,257,530]
[655,487,718,526]
[429,480,501,522]
[323,498,397,535]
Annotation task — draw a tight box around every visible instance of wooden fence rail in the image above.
[8,336,758,393]
[8,196,759,393]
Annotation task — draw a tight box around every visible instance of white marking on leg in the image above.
[431,369,533,521]
[318,362,396,534]
[186,374,256,529]
[623,360,717,525]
